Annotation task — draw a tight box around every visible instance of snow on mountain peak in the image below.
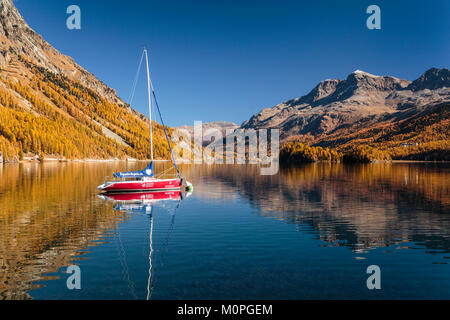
[352,70,379,77]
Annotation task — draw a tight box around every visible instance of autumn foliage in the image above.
[280,142,342,163]
[342,145,391,163]
[287,103,449,161]
[0,56,173,161]
[280,142,393,163]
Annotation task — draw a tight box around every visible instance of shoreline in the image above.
[279,159,450,165]
[390,160,450,163]
[1,158,173,164]
[1,159,448,165]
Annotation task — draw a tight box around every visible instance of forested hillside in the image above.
[0,0,171,162]
[0,55,171,161]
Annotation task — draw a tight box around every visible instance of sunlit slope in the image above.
[0,56,172,160]
[0,0,172,161]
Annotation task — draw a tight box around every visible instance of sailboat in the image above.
[97,48,193,193]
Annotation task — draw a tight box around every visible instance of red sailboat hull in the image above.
[98,178,181,192]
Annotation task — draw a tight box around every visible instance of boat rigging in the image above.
[97,48,193,193]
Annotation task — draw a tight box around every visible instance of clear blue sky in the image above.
[14,0,449,126]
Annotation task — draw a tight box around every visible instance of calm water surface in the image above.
[0,162,449,299]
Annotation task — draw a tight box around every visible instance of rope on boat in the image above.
[155,165,178,179]
[131,48,182,180]
[151,89,181,179]
[129,50,145,106]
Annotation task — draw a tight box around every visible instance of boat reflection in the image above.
[98,190,187,214]
[97,189,191,299]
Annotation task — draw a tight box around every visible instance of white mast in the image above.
[144,48,154,162]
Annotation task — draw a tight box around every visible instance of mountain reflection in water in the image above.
[0,162,448,299]
[190,163,450,253]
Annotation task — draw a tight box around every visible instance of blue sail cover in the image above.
[113,162,154,178]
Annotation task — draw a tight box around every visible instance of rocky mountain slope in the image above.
[0,0,120,104]
[0,0,170,161]
[176,121,239,146]
[242,68,449,159]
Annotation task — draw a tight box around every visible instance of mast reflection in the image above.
[97,190,191,299]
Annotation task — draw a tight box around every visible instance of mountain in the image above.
[0,0,170,162]
[407,68,450,91]
[242,68,449,159]
[176,121,239,146]
[0,0,121,104]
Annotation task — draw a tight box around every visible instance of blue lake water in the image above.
[0,162,449,299]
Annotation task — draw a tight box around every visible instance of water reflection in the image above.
[0,161,183,299]
[184,163,450,254]
[97,190,188,300]
[0,163,127,299]
[0,162,448,299]
[98,190,184,215]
